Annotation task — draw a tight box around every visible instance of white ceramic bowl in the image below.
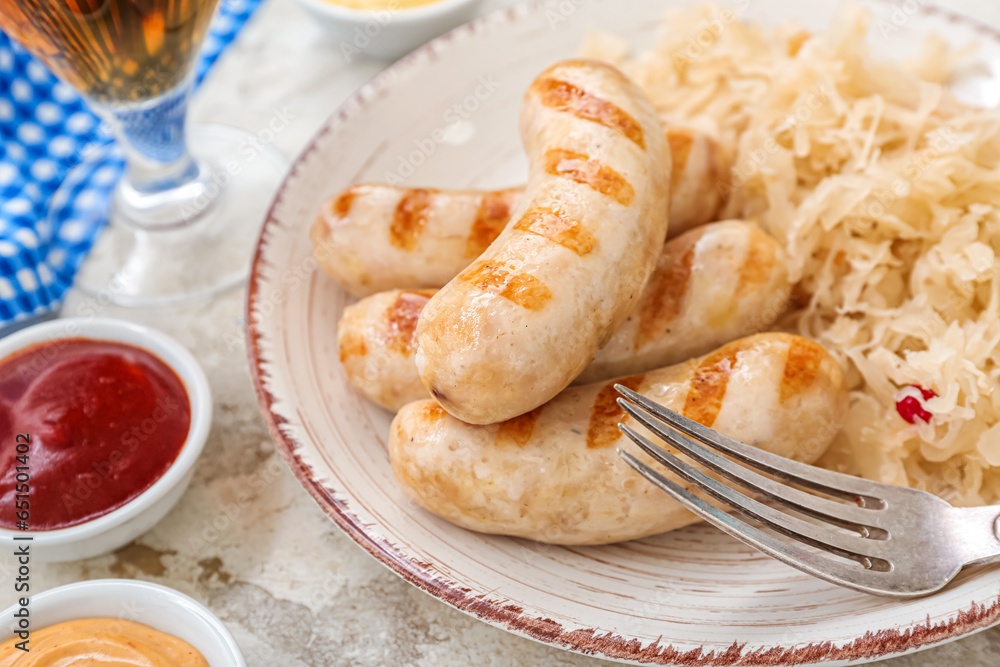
[297,0,485,60]
[0,317,211,562]
[0,579,245,666]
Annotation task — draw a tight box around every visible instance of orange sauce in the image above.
[0,617,209,666]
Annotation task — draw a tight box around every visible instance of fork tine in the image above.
[618,451,889,596]
[615,384,892,505]
[618,424,888,564]
[617,398,887,533]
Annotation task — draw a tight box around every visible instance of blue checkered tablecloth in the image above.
[0,0,264,325]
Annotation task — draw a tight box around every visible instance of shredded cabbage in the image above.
[583,4,1000,505]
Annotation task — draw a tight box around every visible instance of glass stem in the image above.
[96,73,218,231]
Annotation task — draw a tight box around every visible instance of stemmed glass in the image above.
[0,0,287,305]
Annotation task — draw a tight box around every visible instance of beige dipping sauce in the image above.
[0,618,209,666]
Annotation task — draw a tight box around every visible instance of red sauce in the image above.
[0,339,191,530]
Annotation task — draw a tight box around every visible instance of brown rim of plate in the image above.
[245,1,1000,663]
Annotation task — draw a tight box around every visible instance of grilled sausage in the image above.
[338,289,435,411]
[577,220,789,383]
[312,187,521,297]
[663,126,728,237]
[390,333,847,545]
[414,59,671,424]
[341,220,789,410]
[312,128,726,298]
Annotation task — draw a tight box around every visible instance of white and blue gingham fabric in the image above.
[0,0,263,325]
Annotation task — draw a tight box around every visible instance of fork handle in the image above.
[952,505,1000,566]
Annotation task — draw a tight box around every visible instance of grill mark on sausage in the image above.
[704,134,727,211]
[544,149,635,206]
[634,234,698,349]
[586,375,645,449]
[390,188,434,251]
[338,330,368,362]
[459,260,553,311]
[780,338,825,403]
[422,402,447,423]
[683,341,744,428]
[384,290,434,357]
[665,128,694,191]
[332,188,358,218]
[495,407,545,447]
[465,190,514,258]
[533,77,645,149]
[736,233,776,298]
[513,207,597,256]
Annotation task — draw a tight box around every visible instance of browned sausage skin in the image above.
[338,289,436,411]
[311,186,521,296]
[389,333,847,545]
[414,59,671,424]
[311,128,727,298]
[338,220,789,411]
[663,126,728,237]
[577,219,789,382]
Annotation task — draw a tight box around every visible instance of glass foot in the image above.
[51,124,288,307]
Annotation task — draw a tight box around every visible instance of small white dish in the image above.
[0,579,245,666]
[0,317,212,562]
[297,0,484,60]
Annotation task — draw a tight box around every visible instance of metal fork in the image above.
[614,384,1000,598]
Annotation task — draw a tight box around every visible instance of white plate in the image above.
[247,1,1000,664]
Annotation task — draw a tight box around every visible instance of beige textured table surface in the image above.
[16,0,1000,664]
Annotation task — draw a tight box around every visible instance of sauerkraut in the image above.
[583,4,1000,505]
